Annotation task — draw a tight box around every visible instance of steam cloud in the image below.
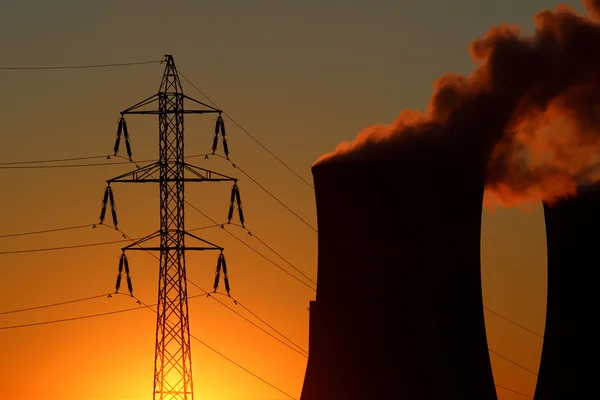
[316,1,600,208]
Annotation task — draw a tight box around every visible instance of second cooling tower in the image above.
[534,184,600,400]
[300,153,497,400]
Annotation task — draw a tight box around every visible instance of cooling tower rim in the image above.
[311,157,484,177]
[312,157,446,170]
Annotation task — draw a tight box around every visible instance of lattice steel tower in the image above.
[99,55,244,400]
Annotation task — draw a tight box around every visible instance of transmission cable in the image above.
[189,331,297,400]
[0,155,109,165]
[185,201,316,291]
[0,293,111,316]
[1,152,316,234]
[4,151,311,287]
[495,384,533,399]
[0,60,161,70]
[0,304,146,330]
[0,154,161,169]
[101,153,315,291]
[0,223,96,238]
[0,223,219,255]
[0,292,537,399]
[179,71,314,190]
[484,306,544,338]
[0,293,203,330]
[210,154,317,232]
[1,153,317,234]
[0,240,536,398]
[0,222,541,345]
[228,222,316,286]
[0,238,130,255]
[0,221,308,356]
[0,161,135,169]
[0,294,297,399]
[114,226,308,357]
[186,280,308,357]
[133,296,298,400]
[488,348,538,376]
[0,389,148,399]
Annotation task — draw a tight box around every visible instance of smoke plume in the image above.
[316,1,600,208]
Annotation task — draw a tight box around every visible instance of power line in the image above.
[495,384,533,398]
[0,153,222,169]
[484,306,544,338]
[0,151,316,234]
[0,293,206,330]
[0,389,148,399]
[134,297,298,400]
[0,293,297,399]
[0,155,159,169]
[188,223,225,233]
[0,238,130,255]
[0,154,209,168]
[3,151,317,288]
[2,221,308,357]
[0,152,217,167]
[234,296,309,355]
[189,331,298,400]
[218,224,316,291]
[2,243,538,367]
[0,295,535,400]
[0,60,161,70]
[0,269,306,358]
[489,348,538,376]
[0,262,537,374]
[0,293,110,316]
[179,71,314,190]
[0,153,316,236]
[0,221,543,362]
[213,154,317,232]
[0,161,134,169]
[127,152,317,242]
[0,223,221,254]
[229,222,316,286]
[0,155,108,165]
[118,153,309,289]
[0,251,534,399]
[186,281,308,357]
[0,304,146,330]
[186,202,316,291]
[0,223,95,238]
[115,227,309,357]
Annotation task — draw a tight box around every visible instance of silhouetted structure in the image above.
[535,184,600,400]
[300,154,497,400]
[100,55,242,400]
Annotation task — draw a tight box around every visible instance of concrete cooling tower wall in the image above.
[535,184,600,400]
[300,156,497,400]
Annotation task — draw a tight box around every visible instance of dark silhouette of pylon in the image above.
[98,54,245,400]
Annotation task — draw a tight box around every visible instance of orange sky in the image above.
[0,1,584,399]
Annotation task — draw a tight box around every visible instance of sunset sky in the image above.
[0,1,588,399]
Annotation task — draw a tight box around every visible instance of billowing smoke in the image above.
[316,1,600,208]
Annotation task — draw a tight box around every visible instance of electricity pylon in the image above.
[98,54,245,400]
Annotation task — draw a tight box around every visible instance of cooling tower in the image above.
[300,153,497,400]
[534,184,600,400]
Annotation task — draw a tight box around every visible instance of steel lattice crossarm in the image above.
[119,230,224,252]
[119,92,221,115]
[106,162,238,184]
